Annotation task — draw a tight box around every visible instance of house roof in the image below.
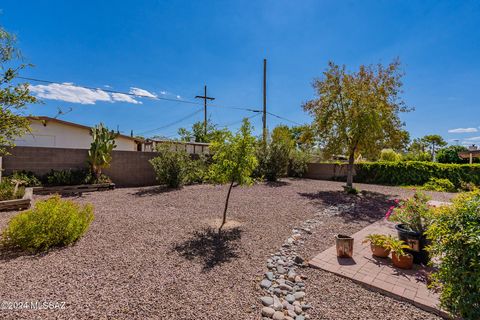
[27,116,144,143]
[458,150,480,159]
[145,138,210,146]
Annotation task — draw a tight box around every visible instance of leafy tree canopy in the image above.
[178,120,227,143]
[436,145,471,164]
[0,26,38,155]
[303,59,411,187]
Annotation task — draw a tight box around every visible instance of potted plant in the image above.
[385,237,413,269]
[386,191,432,264]
[362,234,392,258]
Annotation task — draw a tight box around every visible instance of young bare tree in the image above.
[303,60,411,188]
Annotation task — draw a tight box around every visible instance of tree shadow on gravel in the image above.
[173,227,242,272]
[299,190,396,223]
[265,180,291,188]
[130,186,178,197]
[0,245,68,262]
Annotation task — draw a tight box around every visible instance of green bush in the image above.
[436,145,472,164]
[354,161,480,188]
[422,178,456,192]
[149,144,190,188]
[1,196,94,252]
[425,191,480,319]
[185,154,210,184]
[288,149,310,178]
[379,149,402,162]
[255,142,290,182]
[9,171,42,187]
[44,169,89,186]
[0,179,25,201]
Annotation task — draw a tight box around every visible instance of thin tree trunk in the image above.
[346,152,355,188]
[219,181,234,234]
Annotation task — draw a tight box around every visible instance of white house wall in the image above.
[14,120,137,151]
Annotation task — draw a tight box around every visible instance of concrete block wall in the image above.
[2,147,157,187]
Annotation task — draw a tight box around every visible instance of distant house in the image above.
[142,138,210,155]
[14,116,143,151]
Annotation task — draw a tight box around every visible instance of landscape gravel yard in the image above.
[0,179,453,319]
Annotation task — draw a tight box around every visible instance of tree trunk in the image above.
[219,181,234,234]
[346,151,355,188]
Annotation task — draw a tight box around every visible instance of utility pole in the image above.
[263,59,267,144]
[195,85,215,136]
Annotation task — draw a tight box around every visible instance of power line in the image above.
[19,75,304,126]
[136,109,203,136]
[218,113,261,128]
[18,76,262,112]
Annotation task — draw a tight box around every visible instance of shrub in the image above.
[379,149,402,162]
[422,178,456,192]
[255,142,290,182]
[149,143,189,188]
[44,169,89,186]
[185,154,210,184]
[1,196,94,252]
[354,161,480,187]
[288,149,310,178]
[0,178,25,201]
[425,191,480,319]
[436,145,471,164]
[9,171,42,187]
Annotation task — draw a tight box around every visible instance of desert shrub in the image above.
[288,149,310,178]
[9,171,42,187]
[354,161,480,187]
[149,144,189,188]
[185,154,210,184]
[0,178,25,201]
[255,142,290,181]
[402,152,432,162]
[422,178,456,192]
[379,149,402,162]
[436,145,472,164]
[425,191,480,319]
[1,196,94,252]
[44,169,89,186]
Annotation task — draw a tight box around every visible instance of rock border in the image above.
[258,204,355,320]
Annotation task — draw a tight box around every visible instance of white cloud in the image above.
[465,136,480,141]
[30,83,111,105]
[160,91,167,95]
[111,93,141,104]
[30,83,145,105]
[129,87,157,99]
[448,127,478,133]
[176,95,181,99]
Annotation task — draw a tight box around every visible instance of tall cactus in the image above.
[87,123,118,179]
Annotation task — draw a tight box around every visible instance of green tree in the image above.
[422,134,447,162]
[436,145,469,164]
[149,143,189,188]
[178,120,226,143]
[208,119,258,233]
[0,27,38,156]
[303,60,411,188]
[87,123,118,179]
[291,125,316,150]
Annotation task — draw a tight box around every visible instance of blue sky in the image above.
[1,1,480,144]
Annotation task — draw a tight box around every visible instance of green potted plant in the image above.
[362,234,392,258]
[386,191,432,264]
[385,237,413,269]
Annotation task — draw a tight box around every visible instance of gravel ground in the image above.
[0,179,453,319]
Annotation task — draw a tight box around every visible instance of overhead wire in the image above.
[18,76,304,128]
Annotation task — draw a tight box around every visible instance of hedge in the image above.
[353,161,480,187]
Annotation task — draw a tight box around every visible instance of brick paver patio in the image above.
[309,219,448,318]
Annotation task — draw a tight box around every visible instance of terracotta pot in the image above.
[370,244,390,258]
[335,234,354,258]
[392,252,413,269]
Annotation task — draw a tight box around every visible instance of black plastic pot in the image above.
[395,224,430,265]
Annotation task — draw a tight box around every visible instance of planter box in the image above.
[0,187,33,212]
[32,183,115,195]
